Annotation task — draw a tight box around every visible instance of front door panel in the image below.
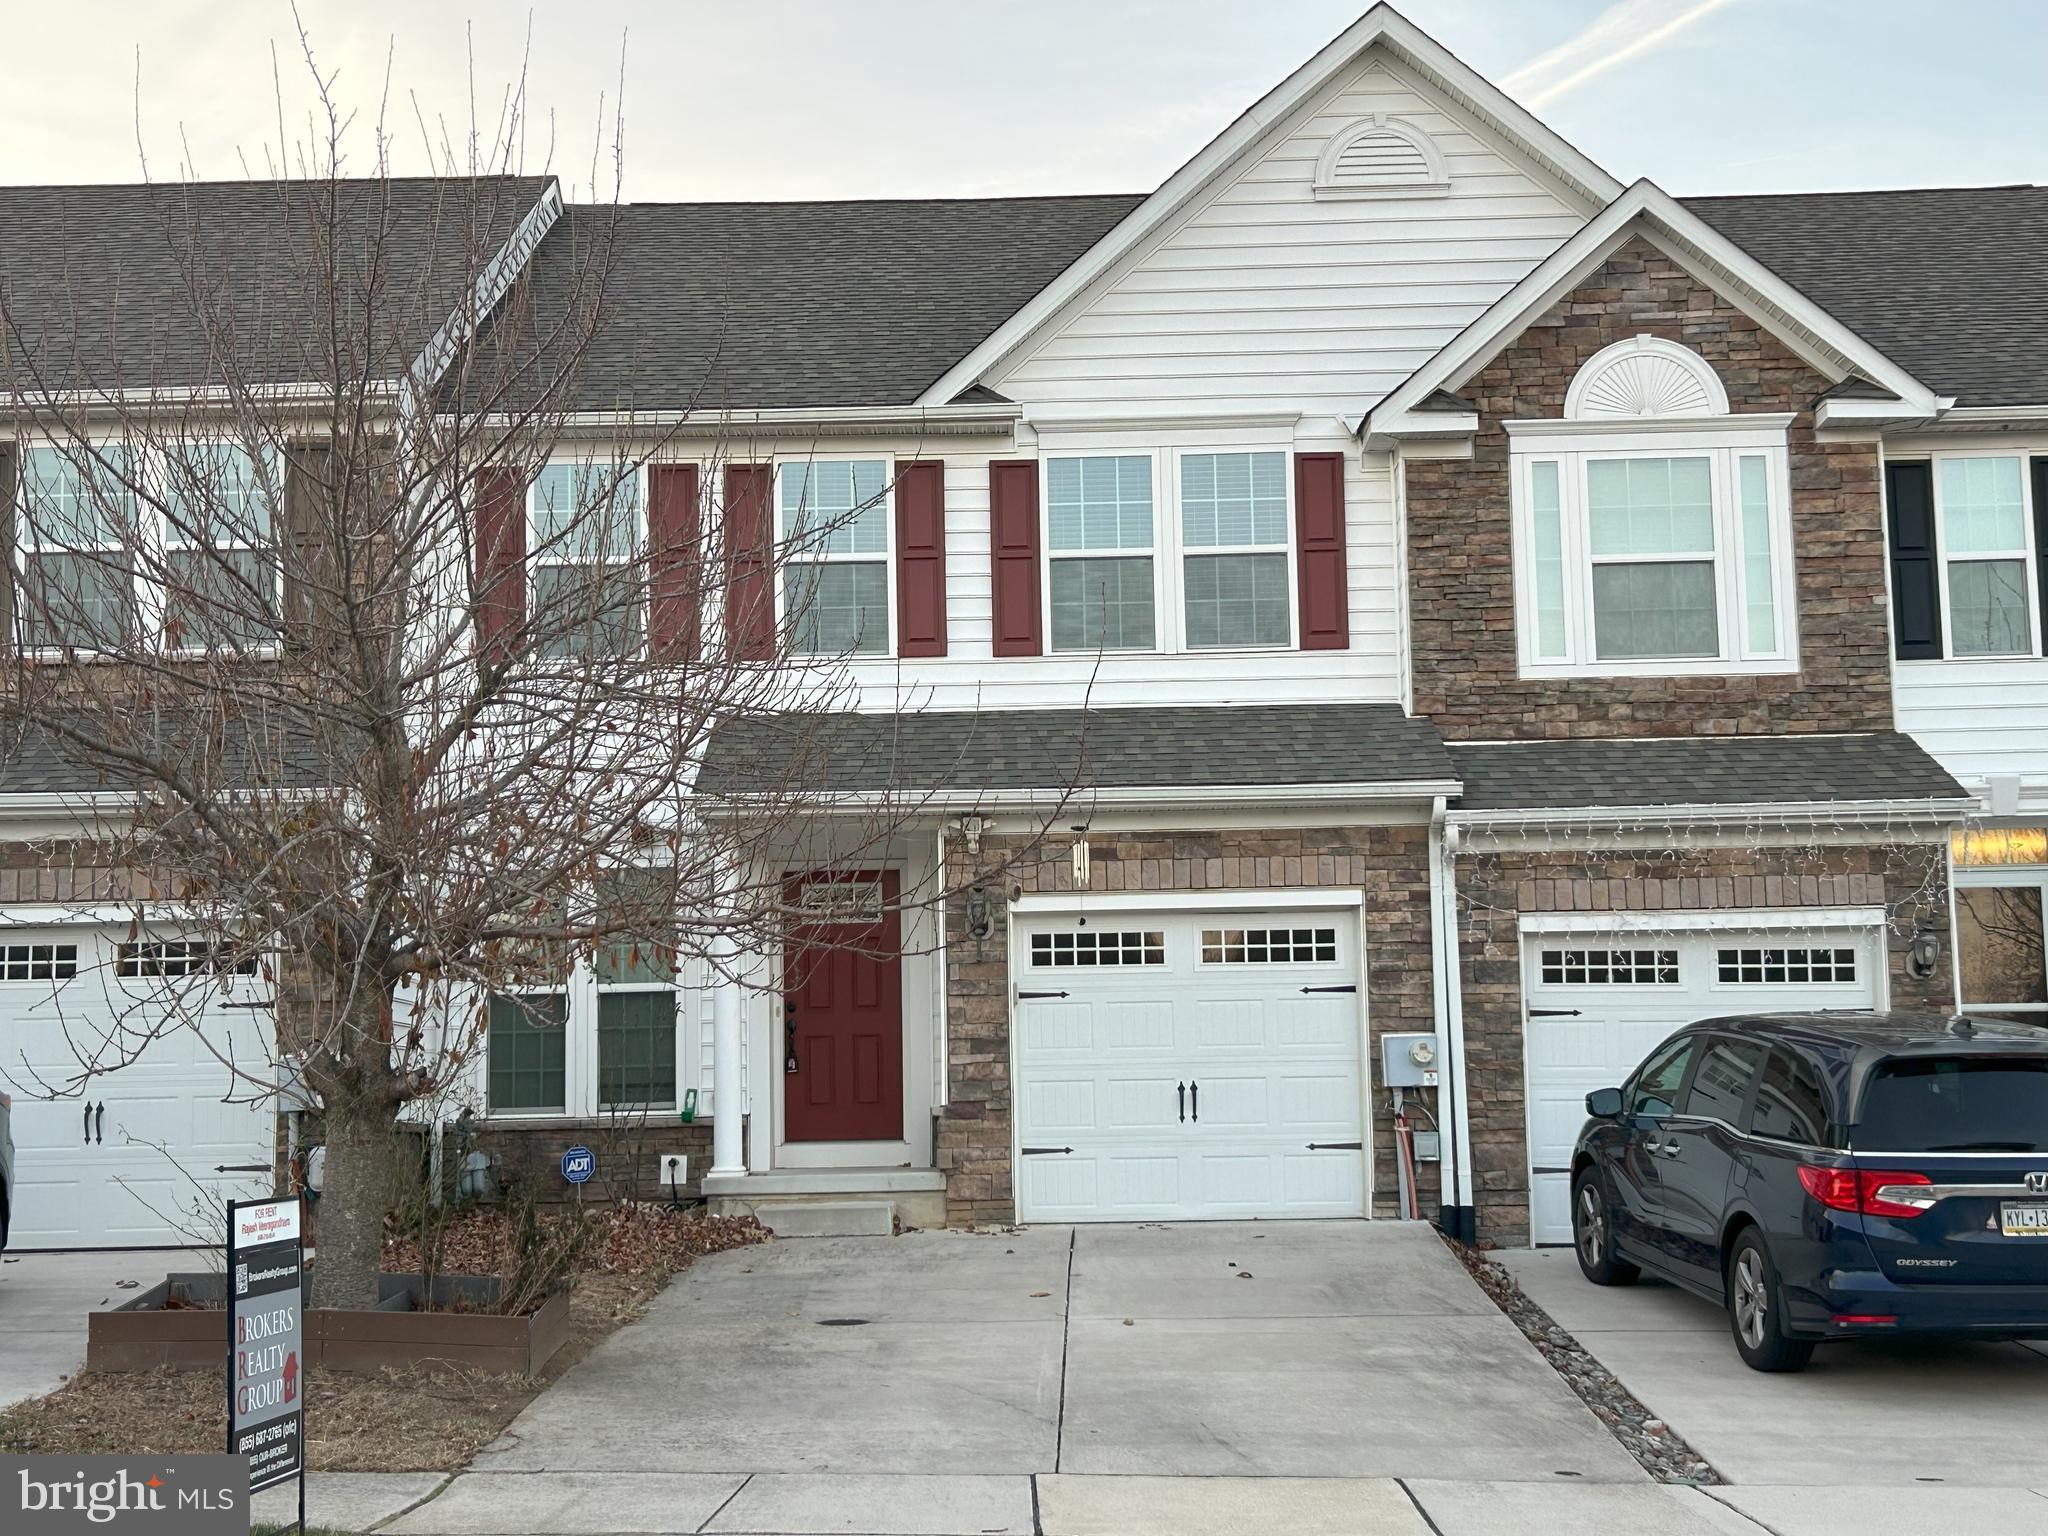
[784,872,903,1143]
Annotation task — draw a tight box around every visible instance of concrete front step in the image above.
[756,1199,896,1238]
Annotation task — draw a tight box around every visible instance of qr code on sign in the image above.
[235,1262,250,1296]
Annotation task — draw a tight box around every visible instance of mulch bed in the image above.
[0,1207,767,1471]
[1448,1237,1722,1485]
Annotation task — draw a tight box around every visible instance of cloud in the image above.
[1503,0,1745,110]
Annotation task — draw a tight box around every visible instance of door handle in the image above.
[83,1100,93,1144]
[783,1002,798,1075]
[1177,1082,1185,1123]
[1190,1082,1198,1123]
[1657,1138,1681,1158]
[95,1102,105,1145]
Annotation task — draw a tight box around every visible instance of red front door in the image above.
[783,871,903,1143]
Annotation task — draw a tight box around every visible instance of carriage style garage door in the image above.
[1,926,275,1249]
[1013,906,1367,1223]
[1522,917,1883,1245]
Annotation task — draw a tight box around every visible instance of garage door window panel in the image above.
[1538,947,1679,986]
[1715,945,1857,985]
[1029,930,1165,967]
[1200,927,1338,965]
[0,942,79,982]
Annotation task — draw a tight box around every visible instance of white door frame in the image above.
[1007,889,1372,1221]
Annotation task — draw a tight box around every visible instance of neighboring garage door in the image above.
[1013,907,1366,1222]
[1523,920,1882,1245]
[1,927,275,1249]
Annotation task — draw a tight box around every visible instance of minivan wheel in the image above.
[1727,1230,1815,1372]
[1572,1172,1638,1286]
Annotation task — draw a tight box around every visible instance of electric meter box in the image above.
[1381,1032,1442,1088]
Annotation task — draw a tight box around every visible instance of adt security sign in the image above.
[561,1145,596,1185]
[226,1194,305,1509]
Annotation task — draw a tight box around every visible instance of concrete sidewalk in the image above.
[251,1469,2048,1535]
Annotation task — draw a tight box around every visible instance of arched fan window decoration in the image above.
[1564,334,1731,419]
[1313,115,1451,200]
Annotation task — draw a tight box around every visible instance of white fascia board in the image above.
[1813,396,1940,431]
[1518,905,1888,936]
[914,4,1620,409]
[1363,408,1479,451]
[489,401,1022,441]
[1015,888,1365,915]
[1447,796,1976,832]
[1367,180,1943,436]
[406,178,564,399]
[707,779,1464,816]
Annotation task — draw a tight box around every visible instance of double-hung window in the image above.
[593,869,678,1112]
[1935,456,2036,657]
[160,442,280,650]
[781,459,889,655]
[16,445,137,652]
[1512,433,1794,677]
[1179,451,1292,649]
[1047,455,1154,651]
[530,460,643,659]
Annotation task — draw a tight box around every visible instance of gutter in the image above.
[700,778,1465,816]
[1428,795,1476,1240]
[1445,796,1976,833]
[475,401,1024,441]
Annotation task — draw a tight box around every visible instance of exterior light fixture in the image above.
[965,885,994,941]
[1905,921,1943,981]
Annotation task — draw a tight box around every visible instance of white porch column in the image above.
[709,930,746,1177]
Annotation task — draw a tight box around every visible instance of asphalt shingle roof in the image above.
[0,176,554,393]
[0,712,336,795]
[1449,733,1968,813]
[489,195,1144,412]
[1682,185,2048,408]
[699,704,1456,797]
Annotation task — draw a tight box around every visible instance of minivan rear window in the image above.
[1853,1057,2048,1152]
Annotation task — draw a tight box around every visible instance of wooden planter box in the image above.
[87,1272,570,1378]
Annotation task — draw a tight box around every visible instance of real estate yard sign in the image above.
[226,1194,305,1518]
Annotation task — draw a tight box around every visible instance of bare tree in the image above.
[0,39,1066,1304]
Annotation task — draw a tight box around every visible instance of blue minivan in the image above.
[1570,1012,2048,1371]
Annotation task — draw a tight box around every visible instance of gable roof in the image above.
[484,195,1143,414]
[913,3,1622,408]
[0,177,557,397]
[1683,185,2048,409]
[1366,178,1942,443]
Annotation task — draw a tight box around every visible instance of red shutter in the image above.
[989,459,1042,657]
[723,463,774,660]
[473,466,525,663]
[1294,452,1349,651]
[648,463,702,662]
[895,460,947,658]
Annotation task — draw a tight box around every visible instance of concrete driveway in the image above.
[1497,1247,2048,1490]
[0,1249,171,1408]
[473,1220,1640,1484]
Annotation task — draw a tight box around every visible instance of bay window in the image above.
[531,461,643,659]
[1936,456,2035,657]
[1047,454,1154,651]
[781,459,890,656]
[1510,425,1795,677]
[1179,451,1291,649]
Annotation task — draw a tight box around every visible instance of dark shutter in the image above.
[0,442,16,648]
[648,463,702,663]
[1294,452,1349,650]
[723,463,774,661]
[1884,460,1941,660]
[2033,458,2048,657]
[473,465,526,663]
[989,459,1042,657]
[895,460,947,658]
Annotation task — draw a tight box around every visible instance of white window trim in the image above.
[1927,449,2043,661]
[1038,445,1298,656]
[12,437,285,660]
[485,944,688,1121]
[774,457,895,658]
[1507,418,1799,680]
[526,458,650,660]
[1953,862,2048,1017]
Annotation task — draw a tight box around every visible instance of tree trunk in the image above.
[312,1106,401,1308]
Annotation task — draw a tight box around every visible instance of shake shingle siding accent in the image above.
[492,195,1144,412]
[698,704,1456,797]
[1450,733,1967,813]
[1683,185,2048,408]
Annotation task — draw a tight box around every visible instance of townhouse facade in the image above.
[1,6,2042,1252]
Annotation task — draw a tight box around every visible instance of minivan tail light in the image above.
[1798,1165,1934,1218]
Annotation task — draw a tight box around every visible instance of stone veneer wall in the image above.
[1405,236,1894,741]
[1453,839,1953,1246]
[938,825,1437,1228]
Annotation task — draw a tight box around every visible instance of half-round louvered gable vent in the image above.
[1313,115,1451,200]
[1564,335,1731,419]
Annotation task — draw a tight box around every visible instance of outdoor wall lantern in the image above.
[966,885,995,941]
[1905,921,1944,982]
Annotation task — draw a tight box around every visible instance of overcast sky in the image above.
[4,0,2042,202]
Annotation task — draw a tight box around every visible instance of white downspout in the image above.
[1429,796,1477,1238]
[709,919,746,1179]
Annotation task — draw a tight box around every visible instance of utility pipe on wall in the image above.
[1428,796,1477,1240]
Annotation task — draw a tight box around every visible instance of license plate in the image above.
[2000,1201,2048,1237]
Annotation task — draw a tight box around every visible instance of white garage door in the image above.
[1,928,276,1249]
[1523,920,1881,1245]
[1013,907,1366,1222]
